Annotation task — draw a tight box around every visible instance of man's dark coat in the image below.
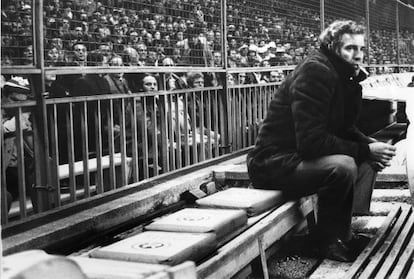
[247,46,372,189]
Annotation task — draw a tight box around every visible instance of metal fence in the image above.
[1,0,414,225]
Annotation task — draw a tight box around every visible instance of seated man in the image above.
[247,20,396,262]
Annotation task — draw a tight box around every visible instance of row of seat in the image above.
[3,163,317,279]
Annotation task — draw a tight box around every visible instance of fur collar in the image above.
[320,45,367,82]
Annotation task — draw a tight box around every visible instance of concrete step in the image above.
[371,189,412,203]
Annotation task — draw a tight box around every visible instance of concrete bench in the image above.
[343,204,414,279]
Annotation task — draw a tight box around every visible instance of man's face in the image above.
[213,52,221,65]
[193,77,204,88]
[74,44,87,61]
[337,34,365,71]
[75,27,83,37]
[137,45,147,60]
[142,76,158,92]
[48,48,59,62]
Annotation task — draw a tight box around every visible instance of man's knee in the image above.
[328,155,358,183]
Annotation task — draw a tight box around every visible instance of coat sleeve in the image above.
[290,61,371,163]
[345,125,376,144]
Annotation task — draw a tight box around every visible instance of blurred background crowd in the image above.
[2,0,413,69]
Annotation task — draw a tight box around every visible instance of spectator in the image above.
[228,49,239,68]
[136,43,148,66]
[45,46,64,66]
[69,42,88,66]
[2,75,37,212]
[103,56,131,95]
[238,72,247,85]
[269,70,284,83]
[22,45,33,65]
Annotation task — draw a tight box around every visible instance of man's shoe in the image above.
[345,233,371,258]
[320,238,355,262]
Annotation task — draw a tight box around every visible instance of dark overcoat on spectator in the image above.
[247,46,372,188]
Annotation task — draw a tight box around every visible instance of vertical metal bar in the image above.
[49,104,61,207]
[16,109,27,218]
[259,86,263,121]
[159,94,169,173]
[395,0,400,67]
[230,87,236,152]
[237,89,242,149]
[320,0,325,32]
[119,98,128,187]
[150,96,159,176]
[213,90,220,157]
[219,71,228,155]
[107,99,116,190]
[130,98,139,182]
[221,0,228,69]
[206,90,212,159]
[175,94,182,169]
[167,94,175,170]
[253,87,258,140]
[191,92,198,164]
[183,93,190,167]
[1,126,9,224]
[247,88,253,146]
[142,97,150,179]
[366,0,371,65]
[67,103,76,202]
[199,91,206,162]
[81,102,90,197]
[95,100,104,194]
[241,88,247,148]
[33,0,50,212]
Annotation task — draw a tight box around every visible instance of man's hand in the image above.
[368,141,396,167]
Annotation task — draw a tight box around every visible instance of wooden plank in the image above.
[375,207,414,278]
[405,262,414,279]
[196,199,309,279]
[342,206,402,279]
[388,215,414,279]
[358,205,411,278]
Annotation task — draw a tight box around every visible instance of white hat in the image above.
[257,46,268,54]
[248,44,258,52]
[267,41,276,49]
[276,46,285,53]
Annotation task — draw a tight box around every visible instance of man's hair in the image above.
[319,20,365,51]
[187,72,204,87]
[72,42,86,51]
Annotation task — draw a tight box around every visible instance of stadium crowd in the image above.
[2,0,413,70]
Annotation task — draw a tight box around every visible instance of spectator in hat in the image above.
[238,44,249,67]
[267,41,277,58]
[2,75,37,212]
